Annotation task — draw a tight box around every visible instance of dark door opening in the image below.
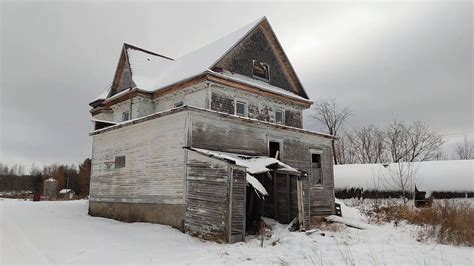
[245,172,303,235]
[245,173,276,235]
[269,141,280,159]
[312,153,322,184]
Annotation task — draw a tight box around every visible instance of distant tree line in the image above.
[0,159,91,196]
[311,99,472,164]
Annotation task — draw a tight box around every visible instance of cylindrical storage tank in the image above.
[43,178,58,199]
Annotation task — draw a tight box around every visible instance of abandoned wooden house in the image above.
[88,17,336,243]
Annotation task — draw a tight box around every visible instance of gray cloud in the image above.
[1,1,472,167]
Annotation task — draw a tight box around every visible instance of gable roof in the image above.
[92,17,309,104]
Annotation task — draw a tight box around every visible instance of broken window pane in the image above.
[252,61,269,82]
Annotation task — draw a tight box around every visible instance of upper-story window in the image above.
[252,60,270,82]
[122,111,130,121]
[174,101,184,108]
[235,100,247,117]
[275,109,284,125]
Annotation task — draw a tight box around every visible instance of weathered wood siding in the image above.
[214,26,295,95]
[310,147,335,217]
[154,83,209,112]
[184,151,230,242]
[90,111,187,204]
[188,109,335,225]
[275,173,291,223]
[230,168,246,243]
[111,50,134,94]
[209,83,304,128]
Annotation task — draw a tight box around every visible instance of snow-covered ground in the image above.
[1,199,473,265]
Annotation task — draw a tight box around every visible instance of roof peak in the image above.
[123,43,174,61]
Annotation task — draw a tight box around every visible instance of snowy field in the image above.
[1,199,473,265]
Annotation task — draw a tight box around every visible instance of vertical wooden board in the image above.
[184,151,230,243]
[229,168,246,243]
[275,172,290,224]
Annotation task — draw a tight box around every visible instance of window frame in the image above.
[310,152,323,185]
[115,156,126,169]
[275,109,285,125]
[252,60,270,82]
[268,140,282,160]
[234,100,248,117]
[122,111,130,121]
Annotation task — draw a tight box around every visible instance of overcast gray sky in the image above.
[1,0,472,168]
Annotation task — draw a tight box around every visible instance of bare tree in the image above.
[335,131,357,164]
[311,99,352,164]
[350,125,386,163]
[385,119,443,162]
[382,162,419,203]
[385,118,411,162]
[455,134,474,159]
[406,121,444,162]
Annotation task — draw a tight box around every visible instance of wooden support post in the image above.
[296,178,305,231]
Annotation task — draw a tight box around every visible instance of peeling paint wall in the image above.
[188,110,335,221]
[154,83,209,112]
[90,111,188,204]
[209,83,304,127]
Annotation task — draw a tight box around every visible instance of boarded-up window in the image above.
[275,110,284,125]
[252,61,269,82]
[115,156,126,168]
[122,111,129,121]
[312,154,322,184]
[235,101,247,117]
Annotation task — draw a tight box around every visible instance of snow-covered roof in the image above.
[126,46,174,90]
[186,147,303,198]
[90,118,117,125]
[141,17,263,92]
[246,174,268,196]
[334,160,474,192]
[188,147,301,175]
[93,17,309,104]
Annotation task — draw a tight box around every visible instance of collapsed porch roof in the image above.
[185,147,305,197]
[186,147,302,175]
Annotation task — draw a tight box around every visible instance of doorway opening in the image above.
[269,141,280,159]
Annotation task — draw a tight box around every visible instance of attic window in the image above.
[252,61,270,82]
